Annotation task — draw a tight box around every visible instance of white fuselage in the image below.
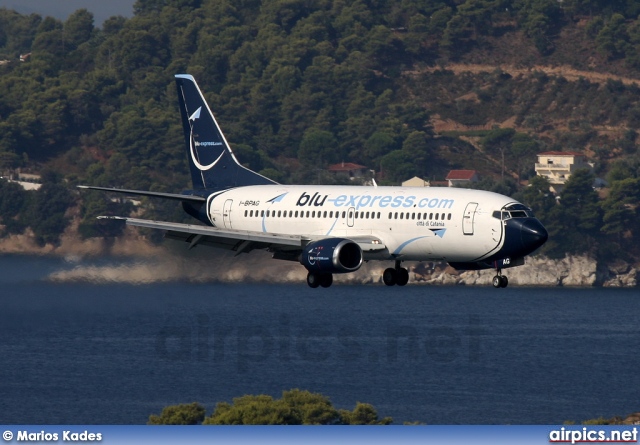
[206,185,516,263]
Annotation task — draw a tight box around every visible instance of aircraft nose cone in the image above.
[521,219,548,253]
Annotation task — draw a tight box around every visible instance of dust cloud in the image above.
[45,239,389,285]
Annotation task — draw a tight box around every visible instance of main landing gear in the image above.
[383,260,409,286]
[492,270,509,288]
[306,272,333,288]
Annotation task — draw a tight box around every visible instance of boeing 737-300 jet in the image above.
[79,74,548,288]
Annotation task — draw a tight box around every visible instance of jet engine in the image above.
[300,238,363,273]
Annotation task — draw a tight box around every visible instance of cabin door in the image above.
[223,199,233,229]
[463,202,478,235]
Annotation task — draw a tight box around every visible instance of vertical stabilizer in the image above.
[175,74,277,190]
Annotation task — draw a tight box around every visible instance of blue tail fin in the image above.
[175,74,277,191]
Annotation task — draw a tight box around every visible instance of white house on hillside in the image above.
[535,151,593,192]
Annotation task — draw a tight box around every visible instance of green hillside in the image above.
[0,0,639,263]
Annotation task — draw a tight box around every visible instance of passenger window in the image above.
[323,211,327,218]
[342,211,346,218]
[389,212,393,219]
[429,213,433,219]
[448,213,452,220]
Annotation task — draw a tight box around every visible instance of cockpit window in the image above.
[502,203,535,218]
[493,206,535,220]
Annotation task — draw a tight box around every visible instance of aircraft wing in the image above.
[99,216,386,257]
[99,216,308,254]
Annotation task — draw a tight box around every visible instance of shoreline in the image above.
[0,231,636,287]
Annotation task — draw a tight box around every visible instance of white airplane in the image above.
[80,74,548,288]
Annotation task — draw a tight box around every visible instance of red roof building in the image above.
[327,162,369,180]
[445,170,479,187]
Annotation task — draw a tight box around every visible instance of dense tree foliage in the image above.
[0,1,639,262]
[148,389,393,425]
[148,402,206,425]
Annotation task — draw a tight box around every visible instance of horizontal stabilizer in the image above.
[78,186,206,202]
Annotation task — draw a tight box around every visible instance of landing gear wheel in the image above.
[319,273,333,288]
[396,267,409,286]
[383,268,397,286]
[492,275,509,288]
[307,272,320,288]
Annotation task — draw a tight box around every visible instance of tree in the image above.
[481,128,515,181]
[148,402,206,425]
[380,150,416,184]
[0,179,29,236]
[559,169,601,234]
[365,132,396,163]
[600,177,640,244]
[339,402,392,425]
[201,389,393,425]
[64,9,94,52]
[515,175,556,222]
[595,14,629,59]
[544,169,603,257]
[297,128,339,167]
[401,131,432,177]
[515,0,564,54]
[22,174,73,246]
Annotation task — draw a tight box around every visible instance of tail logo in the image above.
[188,106,225,171]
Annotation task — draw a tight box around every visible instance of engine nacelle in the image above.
[300,238,363,274]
